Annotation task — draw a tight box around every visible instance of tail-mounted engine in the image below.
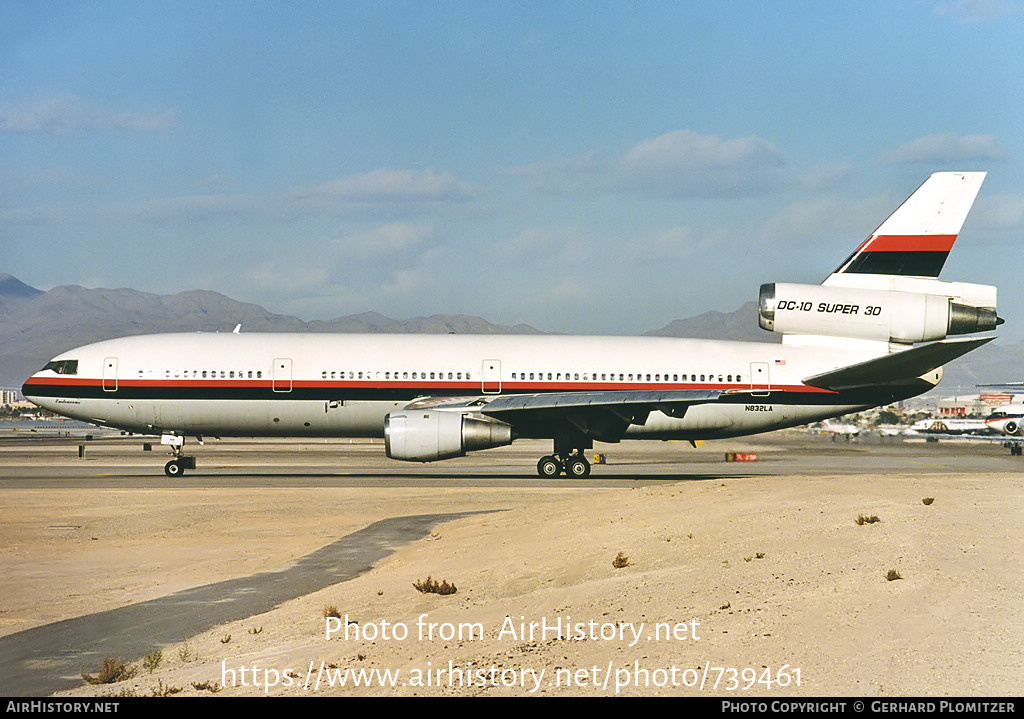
[384,410,514,462]
[759,282,1000,344]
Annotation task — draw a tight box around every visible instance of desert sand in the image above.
[3,438,1022,697]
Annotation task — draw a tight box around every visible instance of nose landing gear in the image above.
[162,434,197,477]
[164,455,196,477]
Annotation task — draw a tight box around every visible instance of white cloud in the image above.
[293,168,480,204]
[934,0,1024,22]
[621,130,783,172]
[513,128,791,199]
[758,194,896,245]
[634,225,722,261]
[0,168,480,226]
[972,193,1024,230]
[331,222,436,260]
[880,133,1008,164]
[0,95,179,134]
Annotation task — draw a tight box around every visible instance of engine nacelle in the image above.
[384,410,514,462]
[759,283,1000,344]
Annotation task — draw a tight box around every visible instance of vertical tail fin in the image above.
[826,172,985,280]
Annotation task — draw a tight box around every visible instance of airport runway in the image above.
[1,431,1021,696]
[1,431,1021,487]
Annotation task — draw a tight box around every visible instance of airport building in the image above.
[936,393,1020,417]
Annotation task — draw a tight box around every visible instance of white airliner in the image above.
[23,172,1001,477]
[820,420,860,436]
[986,406,1024,436]
[983,399,1024,437]
[906,418,991,436]
[974,382,1024,437]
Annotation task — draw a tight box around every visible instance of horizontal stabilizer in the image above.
[802,336,994,391]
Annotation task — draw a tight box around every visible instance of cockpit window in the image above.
[42,359,79,375]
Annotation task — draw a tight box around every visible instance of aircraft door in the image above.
[750,362,770,396]
[482,359,501,394]
[102,357,118,392]
[273,358,293,392]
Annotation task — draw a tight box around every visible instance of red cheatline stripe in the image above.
[23,377,839,394]
[854,234,957,253]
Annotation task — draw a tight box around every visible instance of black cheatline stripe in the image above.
[23,381,930,407]
[841,250,949,277]
[23,384,434,402]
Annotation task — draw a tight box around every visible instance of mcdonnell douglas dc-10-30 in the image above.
[23,172,1002,477]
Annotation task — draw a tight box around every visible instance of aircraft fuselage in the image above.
[22,331,929,442]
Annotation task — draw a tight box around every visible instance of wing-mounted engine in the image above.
[384,410,514,462]
[758,280,1000,345]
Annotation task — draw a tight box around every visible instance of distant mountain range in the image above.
[1,273,1020,394]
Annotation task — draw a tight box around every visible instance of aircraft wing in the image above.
[477,389,737,441]
[802,336,994,391]
[481,388,725,414]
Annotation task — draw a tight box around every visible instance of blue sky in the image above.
[2,1,1023,339]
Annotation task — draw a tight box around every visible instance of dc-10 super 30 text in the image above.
[23,172,1001,477]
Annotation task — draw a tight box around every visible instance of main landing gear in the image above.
[537,434,594,477]
[162,434,197,477]
[537,452,591,478]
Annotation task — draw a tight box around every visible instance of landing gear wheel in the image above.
[537,456,562,477]
[564,455,591,478]
[164,459,185,477]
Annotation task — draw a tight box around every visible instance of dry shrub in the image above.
[855,514,881,525]
[82,656,137,685]
[413,576,457,595]
[612,552,630,569]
